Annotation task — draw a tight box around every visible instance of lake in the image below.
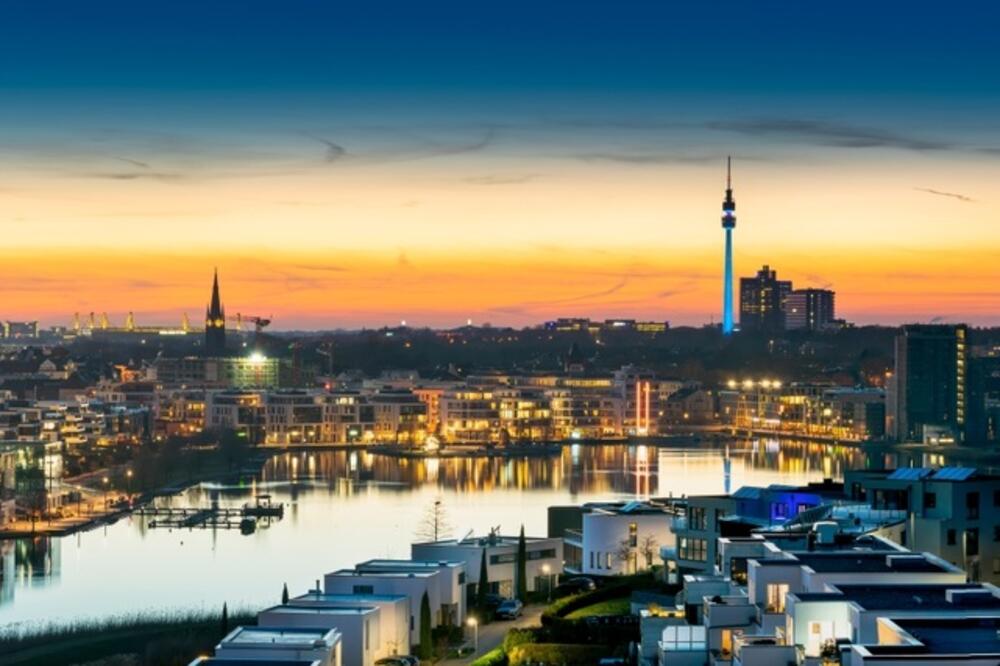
[0,439,951,629]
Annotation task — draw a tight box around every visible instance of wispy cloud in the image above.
[464,174,537,185]
[577,152,719,165]
[706,118,951,151]
[915,187,975,203]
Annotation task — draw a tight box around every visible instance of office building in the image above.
[784,288,835,331]
[888,324,968,443]
[739,265,792,332]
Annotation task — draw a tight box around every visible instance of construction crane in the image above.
[229,313,272,334]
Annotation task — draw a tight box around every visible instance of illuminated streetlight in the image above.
[467,616,478,652]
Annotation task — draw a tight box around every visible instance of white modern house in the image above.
[559,501,677,577]
[290,591,411,658]
[212,626,341,666]
[411,532,563,600]
[323,568,441,644]
[257,605,379,666]
[353,559,466,626]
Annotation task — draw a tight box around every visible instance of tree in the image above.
[415,497,451,542]
[221,602,229,635]
[282,582,289,605]
[516,525,527,601]
[640,534,659,568]
[476,549,490,609]
[615,538,635,574]
[418,591,433,659]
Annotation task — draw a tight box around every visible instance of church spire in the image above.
[205,268,226,356]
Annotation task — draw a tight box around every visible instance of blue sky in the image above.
[2,1,1000,328]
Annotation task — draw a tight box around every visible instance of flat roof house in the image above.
[213,626,341,666]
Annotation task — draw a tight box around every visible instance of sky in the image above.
[2,1,1000,329]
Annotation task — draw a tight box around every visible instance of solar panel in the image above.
[932,467,976,481]
[887,467,933,480]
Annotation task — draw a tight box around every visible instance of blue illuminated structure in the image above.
[721,157,736,335]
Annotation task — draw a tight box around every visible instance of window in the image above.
[947,529,957,546]
[605,552,612,569]
[489,553,517,565]
[589,551,594,570]
[353,585,374,595]
[994,490,1000,507]
[629,522,638,547]
[689,507,707,531]
[968,492,981,519]
[527,548,557,560]
[766,583,790,613]
[967,528,980,557]
[924,492,937,509]
[458,572,466,585]
[678,537,707,562]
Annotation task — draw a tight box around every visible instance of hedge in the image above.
[507,643,607,666]
[470,646,508,666]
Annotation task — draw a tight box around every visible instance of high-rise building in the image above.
[739,265,792,332]
[721,157,736,335]
[784,288,836,331]
[205,269,226,356]
[888,324,968,443]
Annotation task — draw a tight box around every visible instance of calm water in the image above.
[0,440,961,629]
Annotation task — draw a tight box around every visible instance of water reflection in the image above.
[0,439,994,629]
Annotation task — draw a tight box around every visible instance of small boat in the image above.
[242,494,284,518]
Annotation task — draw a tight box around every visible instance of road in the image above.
[439,605,544,666]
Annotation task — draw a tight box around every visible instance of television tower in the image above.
[721,157,736,335]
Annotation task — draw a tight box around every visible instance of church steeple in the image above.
[205,268,226,356]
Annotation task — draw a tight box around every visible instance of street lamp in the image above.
[126,469,133,498]
[467,617,478,653]
[542,563,553,602]
[102,476,109,510]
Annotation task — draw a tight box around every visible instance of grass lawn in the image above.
[564,596,631,619]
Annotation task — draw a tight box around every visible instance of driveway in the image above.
[439,604,544,665]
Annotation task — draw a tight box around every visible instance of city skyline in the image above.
[3,2,999,328]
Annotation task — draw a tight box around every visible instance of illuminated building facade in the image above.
[784,288,836,331]
[888,324,968,443]
[739,265,792,332]
[204,269,226,356]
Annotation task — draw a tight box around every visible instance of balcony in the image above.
[703,595,756,630]
[733,635,796,666]
[564,528,583,547]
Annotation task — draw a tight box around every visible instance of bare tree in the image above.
[415,497,452,542]
[640,533,659,568]
[615,538,636,574]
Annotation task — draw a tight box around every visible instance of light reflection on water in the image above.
[0,440,967,628]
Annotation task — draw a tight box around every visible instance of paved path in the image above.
[439,605,544,666]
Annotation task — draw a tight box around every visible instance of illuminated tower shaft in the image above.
[721,157,737,335]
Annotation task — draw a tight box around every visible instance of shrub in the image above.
[502,627,541,653]
[507,643,605,666]
[470,646,508,666]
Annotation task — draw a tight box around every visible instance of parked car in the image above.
[495,598,523,619]
[554,576,597,597]
[376,658,416,666]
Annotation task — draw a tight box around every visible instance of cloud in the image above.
[706,118,951,151]
[914,187,975,203]
[86,171,187,182]
[115,156,151,169]
[302,133,348,162]
[464,174,537,185]
[577,152,719,165]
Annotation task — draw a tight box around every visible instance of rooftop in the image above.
[833,584,1000,610]
[223,626,338,647]
[356,558,463,570]
[261,604,377,616]
[327,568,436,578]
[887,617,1000,655]
[292,592,407,603]
[794,552,953,574]
[191,660,319,666]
